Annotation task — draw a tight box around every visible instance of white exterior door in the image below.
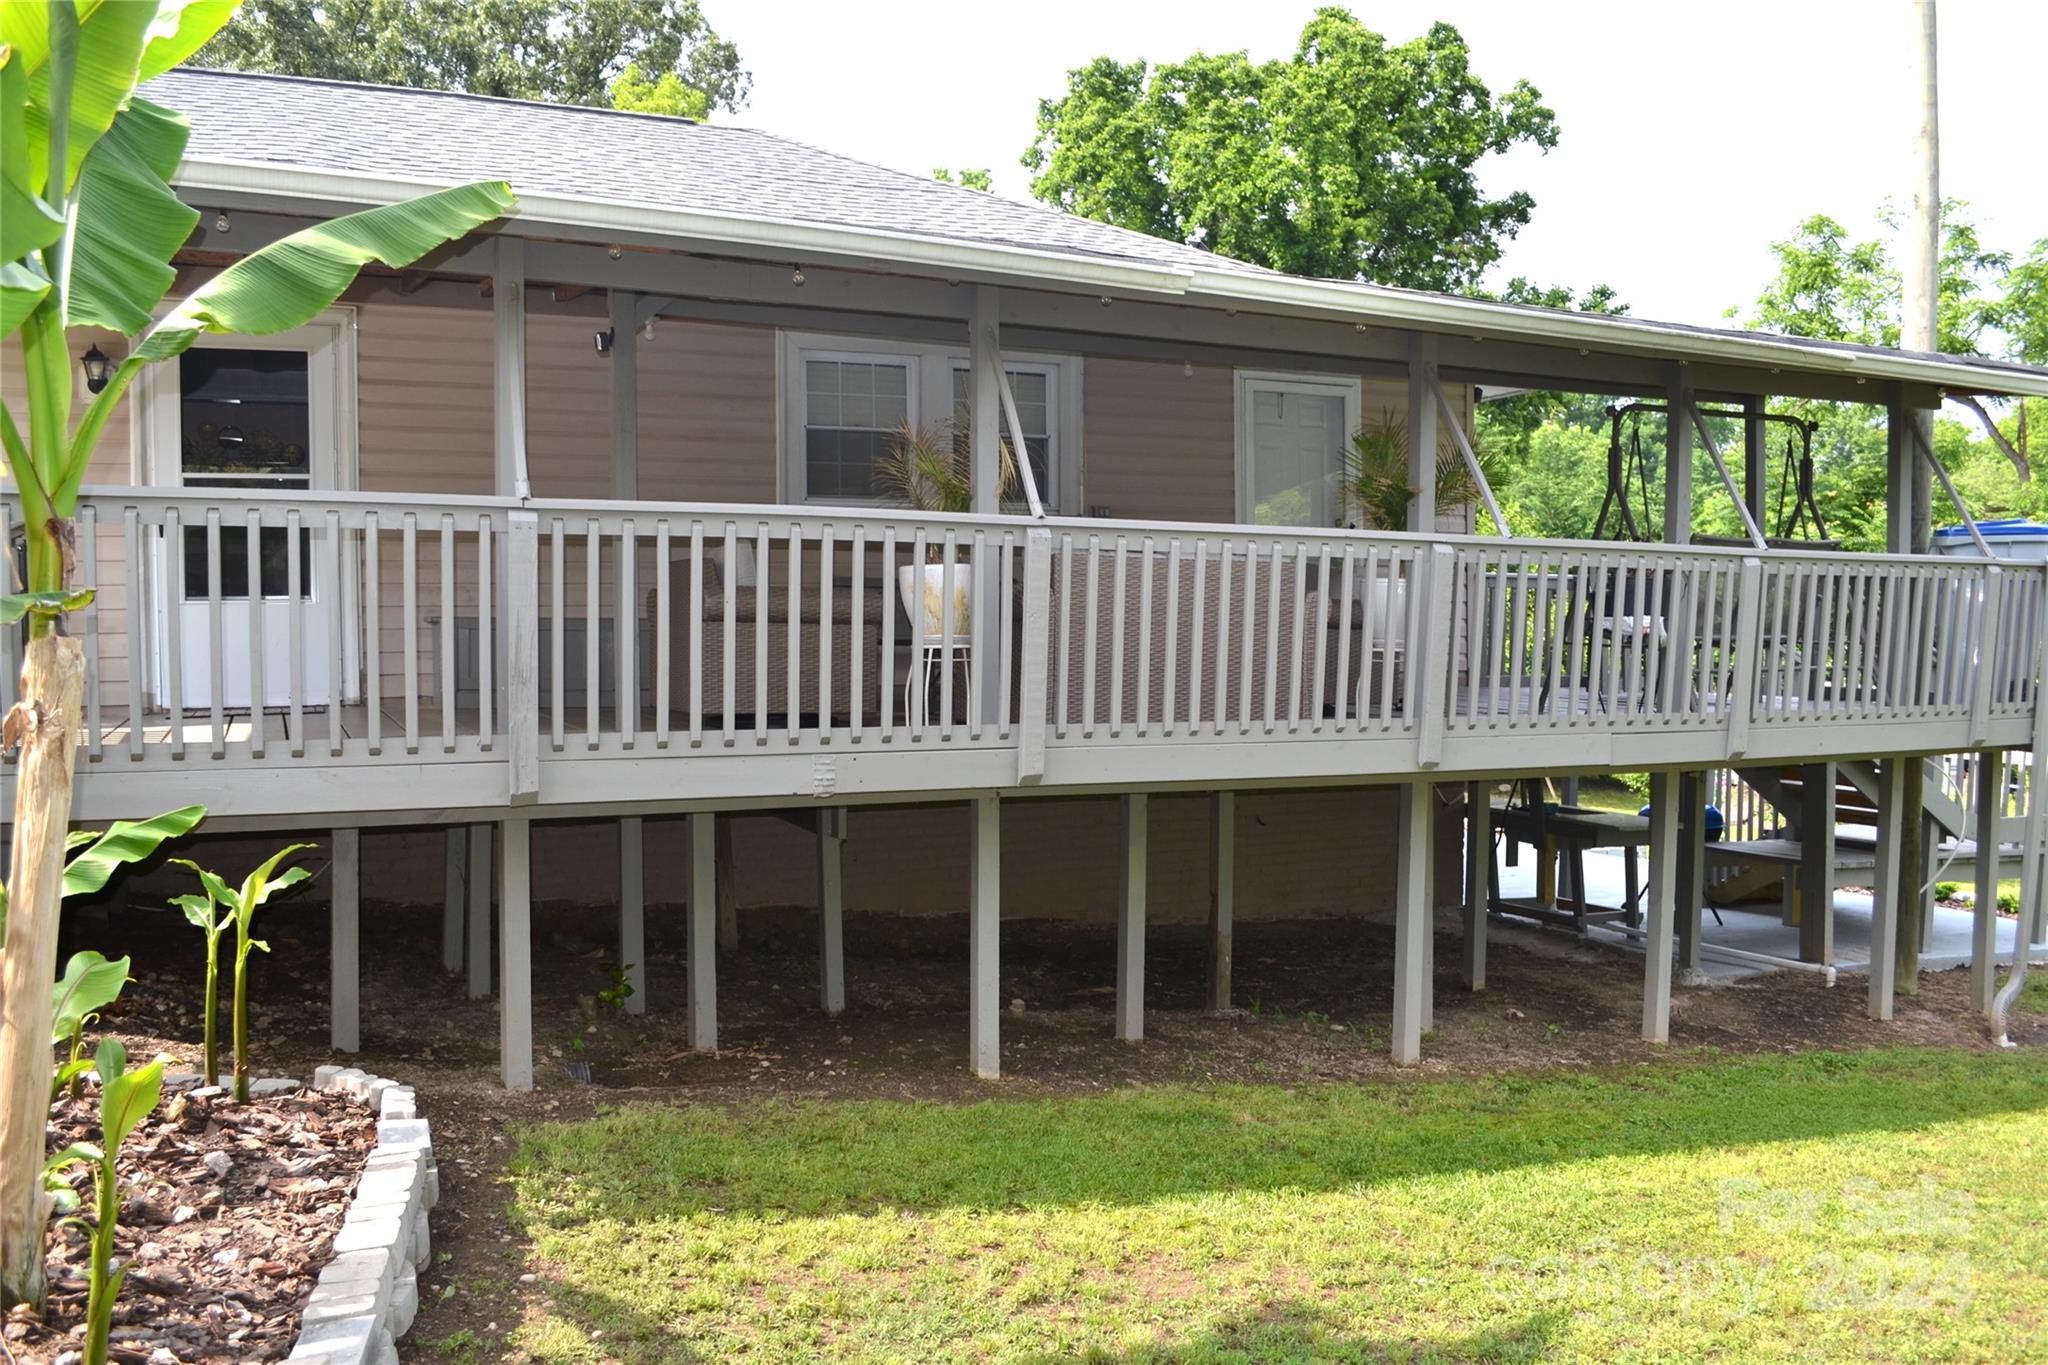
[1236,372,1362,528]
[147,316,352,711]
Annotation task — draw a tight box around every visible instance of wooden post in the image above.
[715,815,739,952]
[331,828,361,1054]
[1870,757,1908,1020]
[494,237,529,499]
[466,822,492,999]
[1665,367,1694,545]
[818,808,846,1016]
[968,796,1001,1079]
[1116,794,1148,1042]
[499,817,533,1091]
[441,826,464,973]
[619,816,646,1015]
[1207,791,1235,1013]
[1798,763,1837,964]
[608,288,639,500]
[1675,772,1706,977]
[506,511,541,803]
[1392,779,1432,1063]
[1642,772,1680,1042]
[1972,755,2002,1015]
[1742,395,1768,533]
[688,812,718,1051]
[1464,782,1490,992]
[969,286,1002,514]
[1405,334,1439,532]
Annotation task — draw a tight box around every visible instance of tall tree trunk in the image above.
[0,634,87,1309]
[1896,0,1940,994]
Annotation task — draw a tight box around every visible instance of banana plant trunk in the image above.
[202,950,220,1088]
[232,959,250,1104]
[0,634,88,1309]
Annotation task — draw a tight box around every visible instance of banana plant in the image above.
[48,950,128,1102]
[176,845,315,1102]
[0,804,205,938]
[43,1039,164,1365]
[168,873,229,1086]
[0,0,511,1308]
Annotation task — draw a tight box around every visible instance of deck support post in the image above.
[1675,773,1706,979]
[608,288,639,499]
[619,816,646,1015]
[493,237,529,499]
[688,813,718,1051]
[1798,763,1837,964]
[818,808,846,1016]
[1870,756,1908,1020]
[1207,792,1234,1013]
[330,828,360,1054]
[499,817,533,1091]
[441,826,464,973]
[968,796,1001,1079]
[1463,783,1489,992]
[1742,395,1768,532]
[1664,367,1695,544]
[465,822,491,999]
[1642,772,1680,1042]
[1405,335,1439,531]
[1116,794,1148,1042]
[1393,779,1433,1064]
[1972,754,2002,1015]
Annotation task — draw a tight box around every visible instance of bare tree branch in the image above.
[1950,393,2030,483]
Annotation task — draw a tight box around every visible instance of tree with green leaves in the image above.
[1024,8,1558,291]
[197,0,748,115]
[1738,204,2010,354]
[0,0,512,1309]
[933,167,992,192]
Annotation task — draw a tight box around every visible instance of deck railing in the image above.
[15,487,2046,800]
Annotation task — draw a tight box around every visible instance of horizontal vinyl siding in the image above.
[636,318,779,503]
[1083,360,1237,523]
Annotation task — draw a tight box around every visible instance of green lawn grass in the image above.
[498,1049,2048,1363]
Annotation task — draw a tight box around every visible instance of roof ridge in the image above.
[171,65,703,128]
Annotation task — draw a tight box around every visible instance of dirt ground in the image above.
[67,892,2045,1362]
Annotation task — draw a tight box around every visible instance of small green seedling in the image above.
[597,961,636,1013]
[44,1039,165,1365]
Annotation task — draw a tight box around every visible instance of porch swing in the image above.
[1596,402,1837,551]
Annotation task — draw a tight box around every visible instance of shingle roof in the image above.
[147,67,1277,279]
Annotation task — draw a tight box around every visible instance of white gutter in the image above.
[174,156,2048,401]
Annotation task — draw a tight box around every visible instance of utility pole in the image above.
[1896,0,1940,993]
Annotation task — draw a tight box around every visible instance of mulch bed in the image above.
[10,1084,374,1365]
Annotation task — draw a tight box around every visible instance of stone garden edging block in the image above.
[283,1067,439,1364]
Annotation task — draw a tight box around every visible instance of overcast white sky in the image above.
[714,0,2044,330]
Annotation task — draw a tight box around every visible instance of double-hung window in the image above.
[781,332,1077,509]
[800,352,916,501]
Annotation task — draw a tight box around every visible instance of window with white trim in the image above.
[801,353,914,501]
[781,332,1079,509]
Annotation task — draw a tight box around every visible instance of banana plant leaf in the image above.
[132,181,515,366]
[62,804,205,900]
[66,92,194,335]
[51,950,130,1046]
[95,1039,163,1149]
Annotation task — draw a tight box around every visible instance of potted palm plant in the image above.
[875,420,1017,640]
[1342,411,1485,647]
